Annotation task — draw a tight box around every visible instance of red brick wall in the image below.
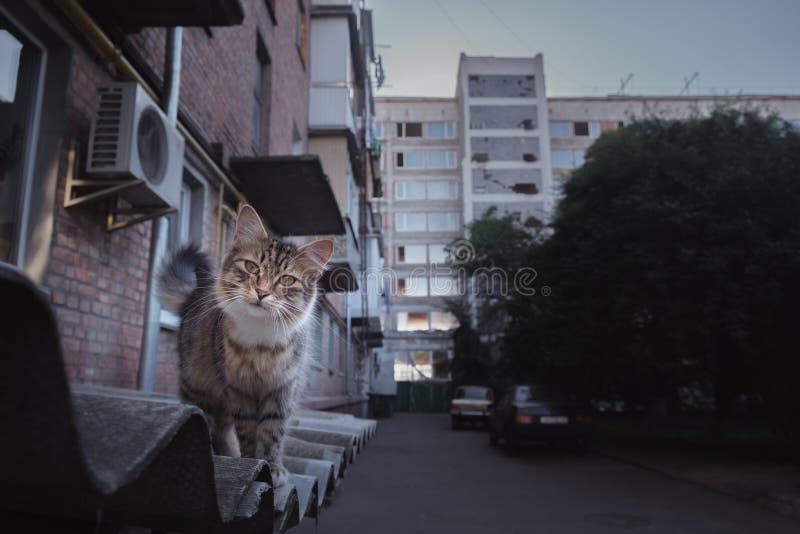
[127,0,310,157]
[44,49,152,388]
[44,0,311,392]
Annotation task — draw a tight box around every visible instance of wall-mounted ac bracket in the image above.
[63,140,176,232]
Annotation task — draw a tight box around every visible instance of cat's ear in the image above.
[235,204,269,241]
[297,239,334,269]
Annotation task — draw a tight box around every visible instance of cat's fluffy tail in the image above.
[158,243,214,313]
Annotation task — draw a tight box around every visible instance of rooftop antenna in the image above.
[680,72,700,95]
[618,73,634,95]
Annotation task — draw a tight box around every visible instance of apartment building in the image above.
[1,0,382,413]
[548,95,800,196]
[305,0,385,409]
[373,97,462,382]
[376,54,800,383]
[457,53,554,227]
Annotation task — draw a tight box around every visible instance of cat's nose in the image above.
[256,288,271,300]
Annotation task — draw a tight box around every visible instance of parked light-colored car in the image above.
[450,386,494,429]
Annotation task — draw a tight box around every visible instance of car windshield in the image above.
[456,387,491,400]
[515,385,575,403]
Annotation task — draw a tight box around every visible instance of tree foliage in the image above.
[473,108,800,440]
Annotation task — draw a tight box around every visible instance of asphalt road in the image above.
[295,413,800,534]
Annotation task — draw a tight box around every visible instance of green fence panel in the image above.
[394,381,453,412]
[394,381,411,412]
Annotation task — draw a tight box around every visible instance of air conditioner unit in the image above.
[86,82,184,209]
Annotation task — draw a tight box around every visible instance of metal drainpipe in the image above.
[345,292,352,395]
[138,27,182,391]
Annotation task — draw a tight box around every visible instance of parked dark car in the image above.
[450,385,494,429]
[488,384,592,453]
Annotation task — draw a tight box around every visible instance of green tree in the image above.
[509,108,800,440]
[446,208,537,389]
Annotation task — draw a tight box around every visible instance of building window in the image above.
[396,311,429,331]
[393,350,452,381]
[427,181,458,200]
[432,351,450,379]
[397,122,422,138]
[552,180,566,199]
[428,244,448,264]
[425,121,455,138]
[574,149,586,167]
[549,121,572,138]
[0,22,42,265]
[427,212,459,231]
[411,351,433,378]
[430,311,458,331]
[374,122,384,139]
[397,276,428,297]
[253,36,272,154]
[395,212,427,232]
[395,181,426,200]
[552,149,587,169]
[573,121,589,136]
[588,121,601,137]
[395,151,424,169]
[427,150,457,169]
[430,276,459,296]
[397,244,427,263]
[296,0,308,65]
[393,355,414,381]
[790,119,800,132]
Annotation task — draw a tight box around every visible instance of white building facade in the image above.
[373,97,462,382]
[457,54,554,227]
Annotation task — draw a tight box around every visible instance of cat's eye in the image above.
[280,275,297,286]
[244,260,260,274]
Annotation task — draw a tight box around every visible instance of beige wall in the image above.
[309,135,350,213]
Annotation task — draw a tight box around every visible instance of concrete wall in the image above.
[374,97,462,379]
[457,54,554,226]
[547,95,800,187]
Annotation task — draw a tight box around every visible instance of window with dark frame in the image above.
[253,36,272,154]
[0,18,43,265]
[397,122,423,137]
[573,121,589,136]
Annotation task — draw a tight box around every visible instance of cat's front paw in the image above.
[270,463,289,487]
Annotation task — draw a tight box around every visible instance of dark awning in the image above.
[321,262,359,293]
[230,156,346,237]
[84,0,244,27]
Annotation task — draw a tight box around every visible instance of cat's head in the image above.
[218,205,333,328]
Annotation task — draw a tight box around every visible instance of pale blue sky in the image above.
[367,0,800,97]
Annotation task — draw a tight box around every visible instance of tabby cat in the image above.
[158,204,333,485]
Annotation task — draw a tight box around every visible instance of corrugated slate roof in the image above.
[0,262,376,532]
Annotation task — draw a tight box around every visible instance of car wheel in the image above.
[451,416,461,430]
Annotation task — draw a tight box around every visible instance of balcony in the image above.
[310,84,356,132]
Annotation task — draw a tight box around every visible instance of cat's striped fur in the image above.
[158,205,333,485]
